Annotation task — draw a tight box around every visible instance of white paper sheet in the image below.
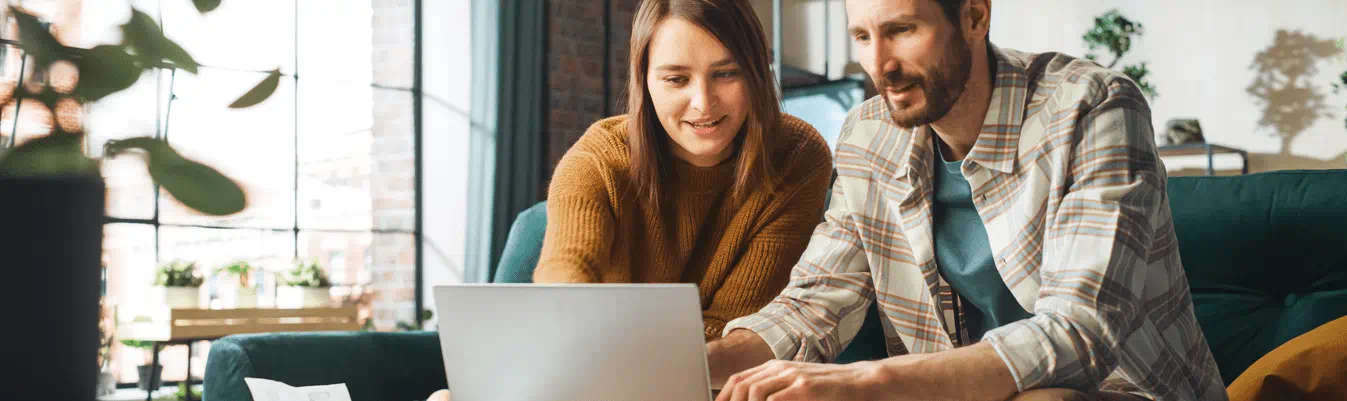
[244,377,353,401]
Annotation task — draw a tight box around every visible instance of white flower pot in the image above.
[226,287,257,308]
[153,286,201,309]
[276,286,331,308]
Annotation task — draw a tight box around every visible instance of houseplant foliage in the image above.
[1083,9,1158,98]
[154,260,204,287]
[0,2,271,398]
[0,0,282,214]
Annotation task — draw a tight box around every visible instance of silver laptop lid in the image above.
[434,284,712,401]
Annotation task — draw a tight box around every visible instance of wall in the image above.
[546,0,642,182]
[756,0,1347,173]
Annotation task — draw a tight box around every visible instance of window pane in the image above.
[297,87,412,231]
[103,223,155,384]
[296,0,371,87]
[74,0,162,48]
[421,101,470,265]
[87,69,170,219]
[0,44,19,148]
[0,52,62,147]
[162,0,297,72]
[161,69,296,228]
[297,231,416,331]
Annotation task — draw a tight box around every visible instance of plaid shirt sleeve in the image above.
[721,174,877,362]
[981,77,1167,392]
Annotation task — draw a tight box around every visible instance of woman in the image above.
[537,0,832,340]
[430,0,830,396]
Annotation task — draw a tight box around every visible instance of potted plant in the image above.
[1083,9,1158,98]
[0,2,275,399]
[276,260,334,308]
[215,261,257,308]
[153,260,204,308]
[120,339,161,391]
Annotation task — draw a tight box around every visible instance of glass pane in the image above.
[0,53,60,147]
[296,0,371,86]
[421,0,472,110]
[297,87,413,231]
[162,0,297,72]
[298,231,416,331]
[0,44,19,149]
[160,68,296,228]
[102,223,155,384]
[87,69,170,219]
[421,101,470,262]
[74,0,162,48]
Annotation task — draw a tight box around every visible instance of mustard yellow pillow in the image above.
[1227,315,1347,401]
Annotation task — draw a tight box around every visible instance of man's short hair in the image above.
[934,0,965,24]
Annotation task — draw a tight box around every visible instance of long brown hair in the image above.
[625,0,783,210]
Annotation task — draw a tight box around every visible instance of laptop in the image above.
[433,284,713,401]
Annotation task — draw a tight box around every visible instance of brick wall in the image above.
[369,0,417,330]
[544,0,640,183]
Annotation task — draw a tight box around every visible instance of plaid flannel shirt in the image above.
[724,45,1227,400]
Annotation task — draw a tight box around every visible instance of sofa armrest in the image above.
[204,331,446,401]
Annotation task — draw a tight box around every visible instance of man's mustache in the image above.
[876,70,919,91]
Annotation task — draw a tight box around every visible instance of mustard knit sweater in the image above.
[534,114,832,340]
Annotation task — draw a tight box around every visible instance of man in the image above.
[708,0,1227,400]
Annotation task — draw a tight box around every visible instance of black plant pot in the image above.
[0,176,104,401]
[136,364,163,391]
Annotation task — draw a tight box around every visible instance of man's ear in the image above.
[963,0,991,43]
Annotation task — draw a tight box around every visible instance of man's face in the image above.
[846,0,973,128]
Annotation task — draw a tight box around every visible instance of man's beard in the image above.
[874,36,973,128]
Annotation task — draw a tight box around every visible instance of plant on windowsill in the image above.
[1083,9,1158,99]
[215,261,257,308]
[174,381,202,401]
[153,260,204,309]
[0,1,276,398]
[120,339,162,392]
[276,260,334,308]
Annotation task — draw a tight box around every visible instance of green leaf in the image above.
[12,8,66,66]
[121,9,198,73]
[230,69,282,108]
[105,137,246,216]
[0,133,99,177]
[75,45,142,102]
[194,0,223,13]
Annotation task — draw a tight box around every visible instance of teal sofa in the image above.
[203,170,1347,400]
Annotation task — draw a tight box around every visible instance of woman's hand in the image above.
[427,389,452,401]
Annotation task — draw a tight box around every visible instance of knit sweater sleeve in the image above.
[699,118,833,340]
[533,132,620,284]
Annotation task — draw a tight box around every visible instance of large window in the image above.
[0,0,472,386]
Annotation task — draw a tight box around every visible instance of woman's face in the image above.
[645,17,750,167]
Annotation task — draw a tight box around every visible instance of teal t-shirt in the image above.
[931,144,1033,341]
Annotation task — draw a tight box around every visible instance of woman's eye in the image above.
[664,76,688,85]
[714,70,740,79]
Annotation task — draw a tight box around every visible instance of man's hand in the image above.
[715,360,886,401]
[707,329,777,387]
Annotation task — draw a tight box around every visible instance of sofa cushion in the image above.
[493,202,548,283]
[1226,315,1347,401]
[203,332,446,401]
[1166,170,1347,384]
